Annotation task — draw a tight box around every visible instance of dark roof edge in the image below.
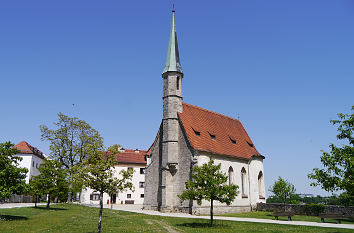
[194,148,264,161]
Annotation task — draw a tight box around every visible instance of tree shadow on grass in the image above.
[0,215,28,221]
[29,206,68,211]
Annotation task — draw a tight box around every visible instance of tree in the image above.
[268,177,296,204]
[27,181,42,208]
[104,144,125,216]
[0,142,28,200]
[308,106,354,205]
[29,160,68,209]
[178,159,239,226]
[40,113,104,202]
[75,145,134,233]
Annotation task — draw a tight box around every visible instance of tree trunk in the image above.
[47,194,51,209]
[34,195,37,208]
[67,181,73,203]
[110,197,113,217]
[98,192,103,233]
[210,199,214,226]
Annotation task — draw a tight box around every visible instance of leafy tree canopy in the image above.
[178,159,239,226]
[308,106,354,205]
[40,113,104,201]
[0,142,27,199]
[268,176,296,204]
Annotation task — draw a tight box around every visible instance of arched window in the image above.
[241,167,247,196]
[228,166,234,185]
[258,171,264,198]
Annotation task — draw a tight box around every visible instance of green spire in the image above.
[162,9,183,75]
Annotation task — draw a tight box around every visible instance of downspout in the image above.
[247,156,253,211]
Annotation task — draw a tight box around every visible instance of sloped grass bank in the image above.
[0,204,352,232]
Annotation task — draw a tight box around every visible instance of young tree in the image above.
[0,142,27,199]
[178,159,239,226]
[76,145,134,233]
[29,160,68,209]
[268,176,296,204]
[308,106,354,205]
[27,181,42,208]
[40,113,104,202]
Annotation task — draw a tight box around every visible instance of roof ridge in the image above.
[182,102,241,123]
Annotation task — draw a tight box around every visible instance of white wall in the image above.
[80,164,146,205]
[196,153,266,207]
[16,154,44,183]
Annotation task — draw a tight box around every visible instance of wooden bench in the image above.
[273,212,294,221]
[319,214,345,224]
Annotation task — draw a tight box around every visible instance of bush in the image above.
[304,203,325,216]
[288,199,300,204]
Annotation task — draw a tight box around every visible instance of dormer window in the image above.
[230,138,236,144]
[193,129,200,136]
[209,133,216,140]
[247,142,254,148]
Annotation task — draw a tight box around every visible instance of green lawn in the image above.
[220,211,354,224]
[0,204,352,233]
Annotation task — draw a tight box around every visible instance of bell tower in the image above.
[160,8,184,210]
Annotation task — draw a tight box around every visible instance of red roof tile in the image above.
[178,103,263,160]
[14,141,45,159]
[115,149,147,165]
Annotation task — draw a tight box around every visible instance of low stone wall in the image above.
[192,205,251,215]
[257,203,354,218]
[1,194,33,203]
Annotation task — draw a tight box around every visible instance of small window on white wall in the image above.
[139,182,145,188]
[90,192,99,201]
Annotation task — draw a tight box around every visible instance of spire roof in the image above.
[162,9,183,75]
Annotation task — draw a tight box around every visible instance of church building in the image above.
[143,10,266,214]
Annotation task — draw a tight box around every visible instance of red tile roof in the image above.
[115,149,147,165]
[178,103,263,160]
[14,141,45,159]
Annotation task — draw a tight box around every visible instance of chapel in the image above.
[143,9,266,214]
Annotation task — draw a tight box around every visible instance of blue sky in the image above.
[1,0,353,196]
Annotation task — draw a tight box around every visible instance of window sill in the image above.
[242,194,248,198]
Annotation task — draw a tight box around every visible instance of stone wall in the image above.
[192,205,251,215]
[143,126,162,210]
[1,194,33,203]
[257,203,354,218]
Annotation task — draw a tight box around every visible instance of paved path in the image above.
[90,204,354,230]
[0,203,47,209]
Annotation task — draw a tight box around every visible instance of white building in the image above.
[14,141,47,183]
[80,149,147,205]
